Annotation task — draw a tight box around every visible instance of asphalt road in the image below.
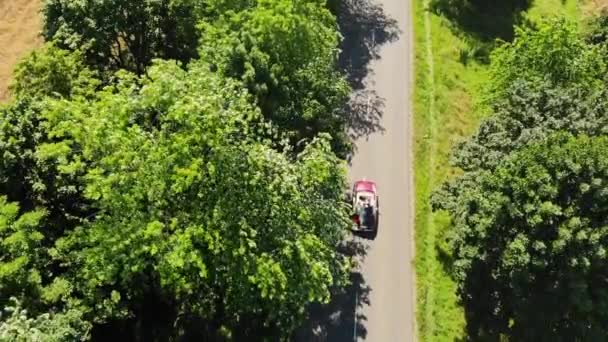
[347,0,416,339]
[292,0,415,340]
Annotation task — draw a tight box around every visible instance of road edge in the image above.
[406,0,418,340]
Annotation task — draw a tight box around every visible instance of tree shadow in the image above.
[292,239,371,341]
[436,239,455,277]
[429,0,533,63]
[336,0,401,140]
[338,238,370,258]
[344,89,385,142]
[337,0,400,90]
[430,0,532,42]
[292,272,371,342]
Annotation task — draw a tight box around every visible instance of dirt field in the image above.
[0,0,43,102]
[585,0,608,14]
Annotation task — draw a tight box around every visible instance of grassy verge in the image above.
[413,0,482,339]
[413,0,581,340]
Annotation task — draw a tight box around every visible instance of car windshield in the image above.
[355,191,375,206]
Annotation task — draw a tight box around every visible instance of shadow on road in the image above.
[292,238,371,341]
[337,0,401,90]
[336,0,401,142]
[292,272,371,342]
[292,1,399,340]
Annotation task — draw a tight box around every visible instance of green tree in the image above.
[585,9,608,72]
[36,60,350,340]
[0,298,90,342]
[9,43,99,100]
[199,0,352,157]
[585,9,608,47]
[436,81,608,236]
[439,20,608,220]
[486,19,606,103]
[42,0,353,156]
[0,46,98,295]
[5,1,353,338]
[432,17,608,341]
[441,134,608,340]
[0,198,46,307]
[451,80,608,173]
[0,197,81,340]
[43,0,205,75]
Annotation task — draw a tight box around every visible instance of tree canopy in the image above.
[42,0,354,158]
[438,19,608,211]
[0,298,90,342]
[0,56,351,339]
[486,19,606,103]
[43,0,205,75]
[451,80,608,173]
[1,0,357,339]
[199,0,352,156]
[443,134,608,340]
[9,43,99,100]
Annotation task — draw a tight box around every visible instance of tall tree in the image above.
[43,0,205,75]
[438,134,608,340]
[0,298,90,342]
[42,0,353,156]
[451,80,608,174]
[4,2,354,339]
[9,42,99,100]
[0,43,98,253]
[199,0,352,157]
[485,19,605,103]
[0,197,46,308]
[438,19,608,217]
[36,60,351,340]
[0,46,100,322]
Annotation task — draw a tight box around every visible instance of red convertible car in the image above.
[351,179,379,232]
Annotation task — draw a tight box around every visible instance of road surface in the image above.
[348,0,416,339]
[292,0,415,340]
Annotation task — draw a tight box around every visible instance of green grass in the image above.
[413,0,482,339]
[526,0,580,22]
[413,0,584,340]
